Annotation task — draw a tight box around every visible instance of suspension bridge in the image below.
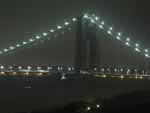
[0,13,150,80]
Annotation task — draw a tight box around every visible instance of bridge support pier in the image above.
[75,15,99,74]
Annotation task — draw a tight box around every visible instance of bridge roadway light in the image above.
[18,66,22,70]
[0,66,4,70]
[27,66,32,70]
[0,51,3,54]
[9,66,13,70]
[37,66,41,70]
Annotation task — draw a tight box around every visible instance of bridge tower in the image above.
[75,15,99,73]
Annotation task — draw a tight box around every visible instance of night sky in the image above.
[0,0,150,65]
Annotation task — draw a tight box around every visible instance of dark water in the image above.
[0,75,150,113]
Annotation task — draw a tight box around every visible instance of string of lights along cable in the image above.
[0,13,149,58]
[0,17,77,55]
[83,13,150,58]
